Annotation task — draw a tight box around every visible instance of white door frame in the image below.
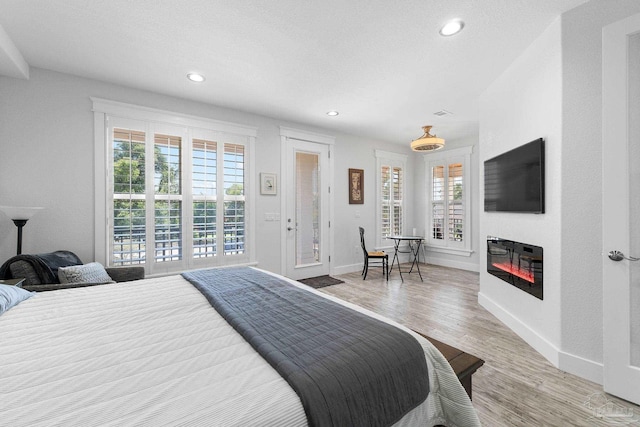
[279,127,335,278]
[602,12,640,405]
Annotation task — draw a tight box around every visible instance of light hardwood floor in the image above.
[321,264,640,427]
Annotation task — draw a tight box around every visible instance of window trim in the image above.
[375,150,407,249]
[424,146,473,256]
[92,98,257,275]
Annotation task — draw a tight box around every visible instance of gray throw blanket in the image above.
[182,267,429,427]
[0,250,83,283]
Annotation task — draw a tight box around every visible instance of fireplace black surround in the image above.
[487,237,543,300]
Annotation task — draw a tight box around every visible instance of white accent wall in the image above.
[479,0,640,384]
[559,0,640,382]
[479,17,563,365]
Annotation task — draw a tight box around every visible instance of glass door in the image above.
[285,139,329,280]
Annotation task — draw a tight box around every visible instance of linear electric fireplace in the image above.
[487,237,543,300]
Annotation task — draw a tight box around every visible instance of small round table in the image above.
[386,236,424,281]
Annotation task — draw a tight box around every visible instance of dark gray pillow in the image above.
[9,261,41,285]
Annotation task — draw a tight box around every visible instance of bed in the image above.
[0,266,480,426]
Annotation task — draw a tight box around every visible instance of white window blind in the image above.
[109,126,248,273]
[391,166,403,236]
[381,165,391,237]
[222,144,245,255]
[425,146,472,254]
[95,99,255,276]
[112,128,146,266]
[432,165,445,241]
[190,140,245,259]
[381,166,403,237]
[192,139,217,259]
[376,150,407,248]
[154,133,182,263]
[448,163,464,242]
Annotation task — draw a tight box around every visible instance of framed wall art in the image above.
[349,168,364,204]
[260,173,277,195]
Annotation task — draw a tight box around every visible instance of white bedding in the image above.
[0,268,480,427]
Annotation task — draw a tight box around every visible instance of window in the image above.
[113,129,147,265]
[192,139,217,259]
[93,98,256,275]
[375,150,407,248]
[153,133,183,263]
[425,146,472,255]
[381,165,403,236]
[191,140,245,258]
[222,144,245,255]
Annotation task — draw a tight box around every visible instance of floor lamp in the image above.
[0,206,44,255]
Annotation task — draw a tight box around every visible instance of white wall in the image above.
[559,0,640,381]
[0,68,412,276]
[479,18,563,364]
[332,133,416,275]
[479,0,640,385]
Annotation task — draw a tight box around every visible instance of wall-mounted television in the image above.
[484,138,545,213]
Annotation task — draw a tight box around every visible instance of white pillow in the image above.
[0,284,34,315]
[58,262,115,284]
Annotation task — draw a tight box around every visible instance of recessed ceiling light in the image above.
[439,20,464,37]
[187,73,206,83]
[326,111,339,116]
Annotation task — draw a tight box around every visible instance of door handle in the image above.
[608,250,640,261]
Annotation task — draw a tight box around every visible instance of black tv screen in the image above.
[484,138,545,213]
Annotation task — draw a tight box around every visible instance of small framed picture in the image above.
[260,173,277,195]
[349,168,364,204]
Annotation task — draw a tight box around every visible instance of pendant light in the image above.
[410,126,445,152]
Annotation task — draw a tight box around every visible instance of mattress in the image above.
[0,268,480,426]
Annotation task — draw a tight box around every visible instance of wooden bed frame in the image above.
[413,331,484,400]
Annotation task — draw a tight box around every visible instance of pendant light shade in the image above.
[410,125,445,152]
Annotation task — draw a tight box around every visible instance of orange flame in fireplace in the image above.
[491,262,535,283]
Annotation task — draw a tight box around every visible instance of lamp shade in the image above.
[410,126,445,152]
[0,206,44,220]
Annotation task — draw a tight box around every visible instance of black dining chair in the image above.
[359,227,388,280]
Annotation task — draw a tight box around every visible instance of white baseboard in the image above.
[479,292,604,385]
[426,257,479,272]
[335,257,479,276]
[478,292,560,366]
[332,263,362,276]
[558,350,603,385]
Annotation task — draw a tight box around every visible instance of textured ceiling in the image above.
[0,0,589,145]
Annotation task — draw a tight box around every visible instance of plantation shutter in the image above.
[223,143,245,255]
[425,146,472,254]
[380,165,403,238]
[381,165,391,237]
[154,133,183,262]
[448,163,464,242]
[392,166,403,236]
[192,139,217,258]
[432,165,445,240]
[112,128,147,266]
